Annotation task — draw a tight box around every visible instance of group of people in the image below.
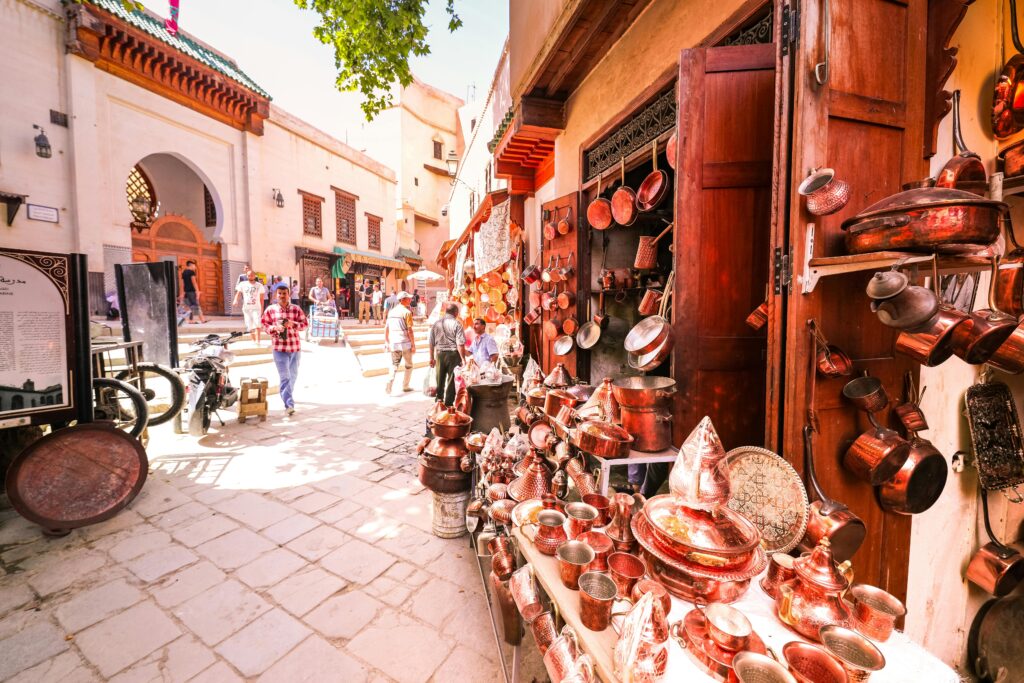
[355,280,423,324]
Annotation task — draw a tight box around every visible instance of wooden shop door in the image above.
[132,216,224,314]
[538,192,580,376]
[671,41,781,452]
[780,0,928,600]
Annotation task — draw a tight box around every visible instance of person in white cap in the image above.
[383,290,416,394]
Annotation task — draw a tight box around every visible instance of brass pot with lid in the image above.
[777,537,852,641]
[543,363,574,389]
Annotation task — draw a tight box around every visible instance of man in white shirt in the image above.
[232,270,266,344]
[371,284,384,322]
[383,291,416,394]
[307,277,331,314]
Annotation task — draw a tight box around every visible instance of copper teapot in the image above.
[777,537,852,641]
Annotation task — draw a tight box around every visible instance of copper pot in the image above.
[843,414,912,486]
[638,289,663,316]
[999,138,1024,179]
[783,642,848,683]
[841,376,889,413]
[624,314,673,355]
[986,318,1024,374]
[636,141,669,212]
[541,255,557,284]
[557,288,575,310]
[526,385,548,409]
[611,376,676,409]
[557,207,574,236]
[524,306,543,325]
[799,168,851,216]
[634,222,673,270]
[619,404,672,453]
[877,435,947,515]
[953,259,1019,365]
[571,420,634,459]
[896,304,969,366]
[995,217,1024,319]
[557,252,575,281]
[966,489,1024,597]
[523,264,543,285]
[849,584,906,643]
[802,426,866,563]
[544,210,559,241]
[544,316,562,341]
[611,158,638,227]
[417,460,471,493]
[544,389,577,420]
[587,176,613,231]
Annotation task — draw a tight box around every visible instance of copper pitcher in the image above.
[777,537,853,642]
[606,492,645,551]
[534,509,568,556]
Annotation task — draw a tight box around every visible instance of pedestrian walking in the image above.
[179,260,208,324]
[469,317,499,365]
[411,289,420,314]
[371,284,383,322]
[237,263,252,284]
[383,289,398,318]
[233,270,265,344]
[290,278,301,307]
[429,302,466,406]
[358,280,372,324]
[383,291,416,395]
[308,277,331,315]
[261,283,308,415]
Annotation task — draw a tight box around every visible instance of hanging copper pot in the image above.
[544,208,560,241]
[634,222,673,270]
[877,435,948,515]
[636,141,669,212]
[543,315,562,341]
[843,413,912,486]
[542,283,558,311]
[557,288,575,310]
[588,175,614,230]
[967,488,1024,597]
[936,91,988,195]
[612,157,638,226]
[557,252,575,282]
[562,316,579,336]
[993,3,1024,139]
[896,257,970,366]
[952,259,1019,365]
[998,138,1024,179]
[995,214,1024,319]
[557,207,574,236]
[798,168,851,216]
[665,130,677,171]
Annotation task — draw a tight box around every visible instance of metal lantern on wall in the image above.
[32,125,51,159]
[272,188,284,208]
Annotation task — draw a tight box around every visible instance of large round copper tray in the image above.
[724,446,809,554]
[645,552,751,604]
[643,495,761,558]
[633,512,768,581]
[675,607,766,680]
[510,499,545,527]
[5,424,148,531]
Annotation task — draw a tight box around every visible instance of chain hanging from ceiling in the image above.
[583,87,677,183]
[722,4,773,46]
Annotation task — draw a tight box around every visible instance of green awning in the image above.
[395,247,423,262]
[332,247,410,277]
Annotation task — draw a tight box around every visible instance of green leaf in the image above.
[294,0,462,121]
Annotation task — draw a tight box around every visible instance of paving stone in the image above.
[431,644,502,682]
[216,608,311,676]
[290,491,341,514]
[7,650,98,683]
[129,483,191,518]
[170,514,239,547]
[378,471,425,493]
[320,539,396,584]
[374,528,445,568]
[212,492,294,530]
[269,485,317,502]
[258,635,369,683]
[364,575,414,608]
[190,661,244,682]
[0,515,42,546]
[311,473,372,498]
[55,578,144,632]
[152,561,225,608]
[0,583,35,619]
[192,488,240,505]
[302,590,382,639]
[0,621,70,681]
[267,567,346,617]
[235,548,307,589]
[77,510,145,542]
[261,513,320,544]
[27,549,107,596]
[108,635,215,683]
[124,544,197,582]
[195,528,275,570]
[314,500,365,526]
[173,579,271,646]
[75,602,181,678]
[284,525,349,561]
[441,586,494,660]
[407,578,467,628]
[361,468,392,483]
[147,502,211,531]
[347,610,450,683]
[107,529,172,562]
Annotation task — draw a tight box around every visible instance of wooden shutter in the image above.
[335,190,356,244]
[300,191,323,237]
[781,0,928,599]
[367,215,382,250]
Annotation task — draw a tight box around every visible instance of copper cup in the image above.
[819,625,885,682]
[491,551,515,581]
[565,502,599,540]
[557,541,596,590]
[488,535,513,556]
[842,376,889,413]
[510,565,542,621]
[531,611,557,655]
[760,552,797,599]
[783,642,849,683]
[578,572,616,631]
[543,626,580,682]
[607,552,646,599]
[704,602,753,651]
[581,494,611,526]
[849,584,906,642]
[631,578,672,617]
[576,531,614,571]
[732,652,799,683]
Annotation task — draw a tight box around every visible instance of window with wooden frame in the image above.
[300,191,323,237]
[433,140,443,160]
[335,190,356,244]
[203,185,217,228]
[367,214,381,251]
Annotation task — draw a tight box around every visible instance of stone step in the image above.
[356,349,431,377]
[347,332,429,348]
[342,324,430,337]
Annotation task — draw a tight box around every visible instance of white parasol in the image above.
[406,266,444,282]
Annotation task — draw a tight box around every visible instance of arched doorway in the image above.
[132,216,224,314]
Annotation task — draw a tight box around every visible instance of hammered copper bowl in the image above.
[704,602,753,651]
[608,552,646,599]
[576,531,614,571]
[487,483,509,502]
[732,652,798,683]
[783,642,849,683]
[819,625,885,681]
[582,494,612,526]
[489,499,517,526]
[849,584,906,642]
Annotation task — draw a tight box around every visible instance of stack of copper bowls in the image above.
[418,406,473,493]
[631,494,767,603]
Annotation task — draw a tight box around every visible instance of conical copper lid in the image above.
[577,378,621,424]
[668,416,730,510]
[794,537,849,592]
[543,363,573,388]
[508,458,551,501]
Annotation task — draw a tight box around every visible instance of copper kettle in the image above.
[606,492,645,552]
[777,537,853,642]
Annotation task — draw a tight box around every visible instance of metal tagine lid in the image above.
[794,537,849,592]
[668,416,731,510]
[841,187,1007,230]
[577,378,622,424]
[508,458,552,502]
[543,363,574,388]
[865,270,909,300]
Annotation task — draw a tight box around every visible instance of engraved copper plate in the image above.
[677,608,766,680]
[632,512,767,582]
[5,424,148,531]
[724,446,809,554]
[511,499,544,527]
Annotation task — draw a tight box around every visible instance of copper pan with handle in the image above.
[935,90,988,195]
[994,215,1024,320]
[587,175,613,230]
[896,257,970,366]
[624,270,674,355]
[636,140,669,212]
[952,258,1019,365]
[611,157,638,226]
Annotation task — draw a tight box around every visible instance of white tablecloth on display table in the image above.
[513,527,957,683]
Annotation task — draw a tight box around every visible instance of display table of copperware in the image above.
[511,525,959,682]
[575,446,678,496]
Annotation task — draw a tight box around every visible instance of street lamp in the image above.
[445,150,459,179]
[130,194,152,216]
[33,125,51,159]
[272,188,284,208]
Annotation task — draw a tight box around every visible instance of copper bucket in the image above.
[638,289,663,316]
[634,222,673,270]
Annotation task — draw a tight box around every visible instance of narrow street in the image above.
[0,331,512,682]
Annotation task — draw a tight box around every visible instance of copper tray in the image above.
[5,424,148,532]
[674,608,766,681]
[633,512,768,581]
[647,552,752,604]
[724,446,809,554]
[643,495,761,559]
[511,499,545,527]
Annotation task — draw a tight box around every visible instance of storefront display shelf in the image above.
[581,447,678,496]
[802,246,991,294]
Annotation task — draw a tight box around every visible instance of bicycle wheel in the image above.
[92,378,149,439]
[115,363,185,426]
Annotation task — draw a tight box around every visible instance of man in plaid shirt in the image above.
[262,284,308,415]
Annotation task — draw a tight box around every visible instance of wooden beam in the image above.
[545,0,620,97]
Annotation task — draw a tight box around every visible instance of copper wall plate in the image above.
[5,424,148,532]
[724,446,810,554]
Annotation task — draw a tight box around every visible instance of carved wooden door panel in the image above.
[781,0,928,599]
[538,192,579,376]
[671,43,777,451]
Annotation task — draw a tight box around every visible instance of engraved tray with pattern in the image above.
[723,446,809,554]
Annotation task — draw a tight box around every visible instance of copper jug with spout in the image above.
[776,537,852,642]
[606,492,646,552]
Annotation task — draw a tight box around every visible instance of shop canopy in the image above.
[441,189,511,266]
[331,247,409,278]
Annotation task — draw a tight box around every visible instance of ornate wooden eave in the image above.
[493,96,564,195]
[66,4,270,135]
[924,0,975,158]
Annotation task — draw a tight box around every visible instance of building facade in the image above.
[2,0,400,315]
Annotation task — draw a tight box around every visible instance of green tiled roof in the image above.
[87,0,270,99]
[395,247,423,261]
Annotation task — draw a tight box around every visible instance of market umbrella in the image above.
[407,266,444,282]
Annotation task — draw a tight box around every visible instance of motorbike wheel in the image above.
[92,377,149,439]
[188,389,213,436]
[115,363,186,426]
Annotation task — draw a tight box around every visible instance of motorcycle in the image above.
[181,331,243,436]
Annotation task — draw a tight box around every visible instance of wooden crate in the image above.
[237,377,268,423]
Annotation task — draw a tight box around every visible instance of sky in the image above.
[154,0,509,148]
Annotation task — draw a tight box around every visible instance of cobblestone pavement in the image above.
[0,340,543,682]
